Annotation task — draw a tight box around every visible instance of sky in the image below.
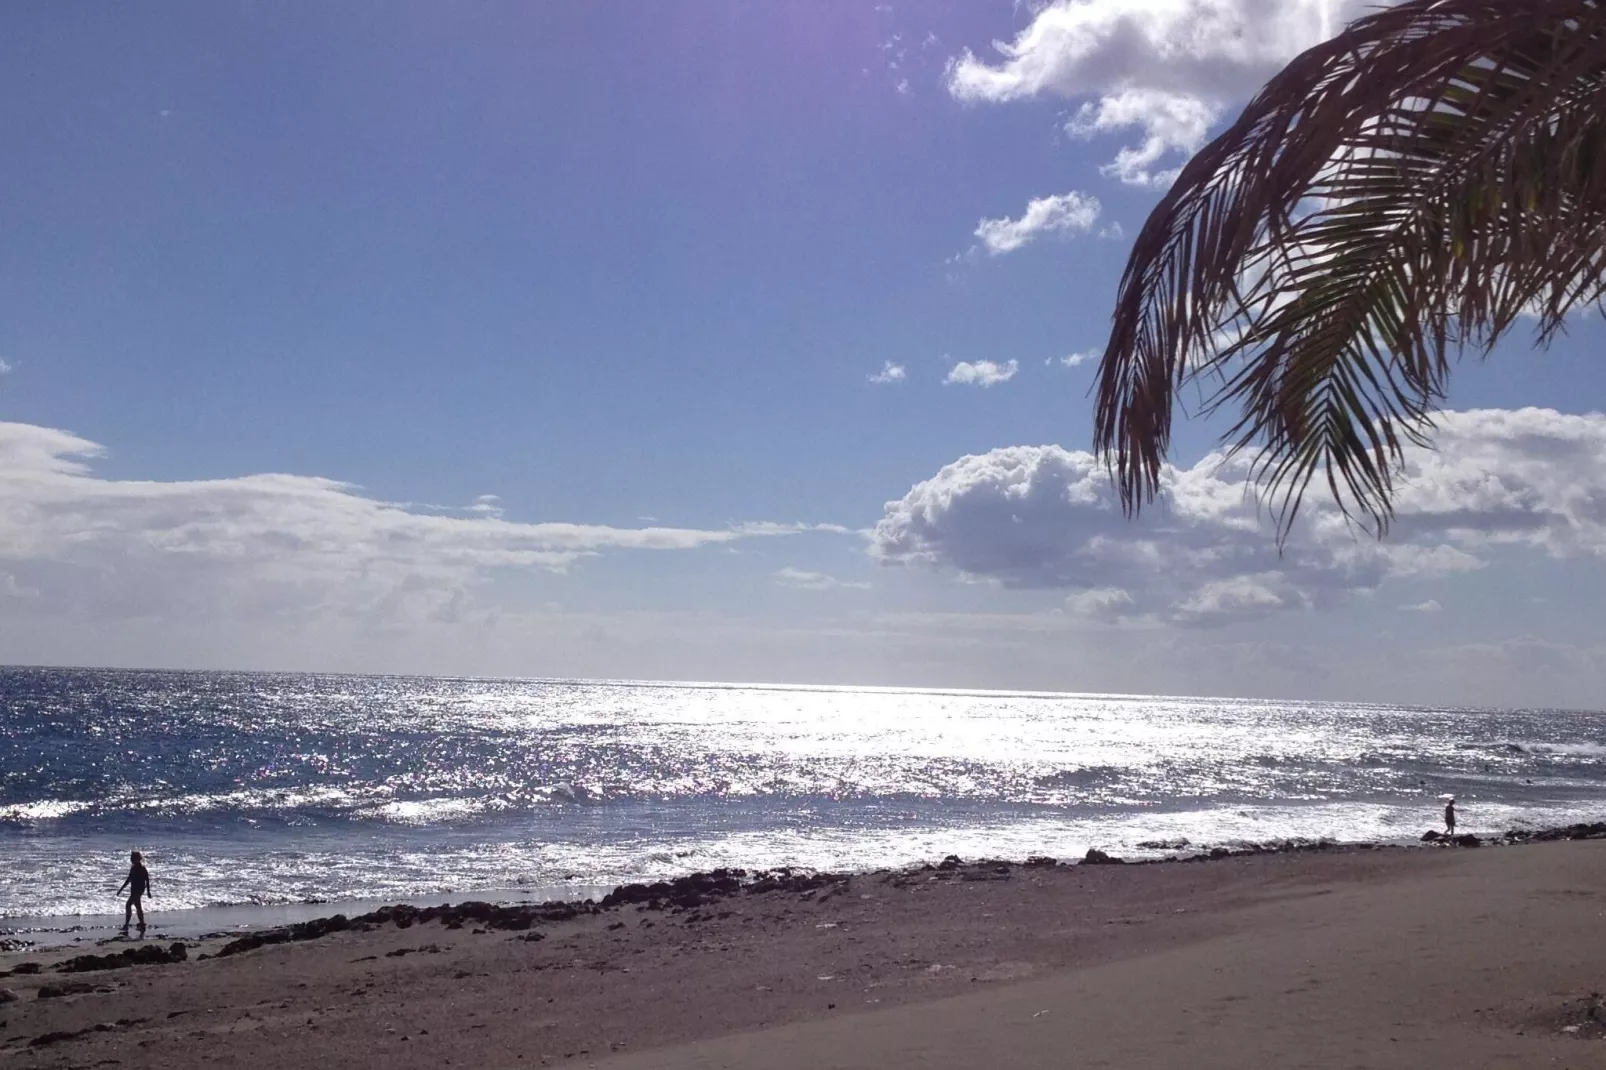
[2,0,1605,707]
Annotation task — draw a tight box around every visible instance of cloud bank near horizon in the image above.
[872,408,1606,626]
[0,422,838,630]
[3,411,1604,708]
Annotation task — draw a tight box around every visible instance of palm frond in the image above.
[1095,0,1606,536]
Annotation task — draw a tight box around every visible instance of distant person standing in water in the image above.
[117,851,151,933]
[1444,798,1457,836]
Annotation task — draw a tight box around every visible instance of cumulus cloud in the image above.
[774,567,871,591]
[972,191,1100,255]
[0,422,834,629]
[871,408,1606,627]
[868,361,907,384]
[946,0,1378,184]
[1401,599,1442,613]
[945,359,1019,387]
[1058,349,1098,369]
[1066,88,1217,186]
[0,359,13,375]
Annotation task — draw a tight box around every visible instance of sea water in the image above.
[3,667,1603,937]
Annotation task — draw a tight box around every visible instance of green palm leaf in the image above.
[1095,0,1606,537]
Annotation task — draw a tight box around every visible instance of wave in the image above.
[1508,742,1606,758]
[1031,766,1126,788]
[0,781,614,830]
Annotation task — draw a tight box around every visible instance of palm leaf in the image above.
[1095,0,1606,536]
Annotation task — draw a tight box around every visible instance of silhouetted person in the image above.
[117,851,151,933]
[1444,798,1457,836]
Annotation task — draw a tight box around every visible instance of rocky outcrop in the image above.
[1421,831,1482,847]
[600,869,746,909]
[213,898,597,958]
[56,942,188,973]
[1500,822,1606,844]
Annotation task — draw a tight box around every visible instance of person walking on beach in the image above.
[1444,798,1457,836]
[117,851,152,933]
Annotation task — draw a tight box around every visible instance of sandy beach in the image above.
[3,836,1604,1069]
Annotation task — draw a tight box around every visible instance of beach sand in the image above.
[2,839,1603,1068]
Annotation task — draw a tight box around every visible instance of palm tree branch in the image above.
[1095,0,1606,533]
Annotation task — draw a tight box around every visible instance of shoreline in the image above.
[1,829,1604,1068]
[5,819,1602,954]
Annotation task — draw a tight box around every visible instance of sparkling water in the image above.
[3,666,1602,924]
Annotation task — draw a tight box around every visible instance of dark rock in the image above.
[1136,839,1191,851]
[1501,822,1606,845]
[36,981,99,999]
[600,869,746,910]
[7,963,41,976]
[1452,834,1481,847]
[216,915,351,958]
[56,942,187,973]
[30,1029,88,1047]
[384,945,442,958]
[1022,856,1058,868]
[0,988,18,1003]
[937,855,963,871]
[1421,830,1442,842]
[215,899,590,959]
[1081,848,1124,865]
[744,869,851,897]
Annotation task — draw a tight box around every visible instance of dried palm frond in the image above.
[1095,0,1606,537]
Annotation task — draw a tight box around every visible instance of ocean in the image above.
[3,667,1603,939]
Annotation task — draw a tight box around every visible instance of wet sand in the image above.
[2,839,1604,1069]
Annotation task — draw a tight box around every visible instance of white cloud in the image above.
[0,422,837,630]
[895,78,912,96]
[1064,586,1135,622]
[869,361,907,384]
[1067,88,1217,187]
[733,520,856,537]
[1097,222,1125,240]
[1059,349,1097,368]
[775,567,871,591]
[0,359,12,375]
[468,494,504,518]
[1401,599,1443,613]
[946,0,1379,185]
[944,359,1019,387]
[871,408,1606,627]
[972,191,1100,255]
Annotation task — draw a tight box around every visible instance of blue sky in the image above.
[3,1,1605,706]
